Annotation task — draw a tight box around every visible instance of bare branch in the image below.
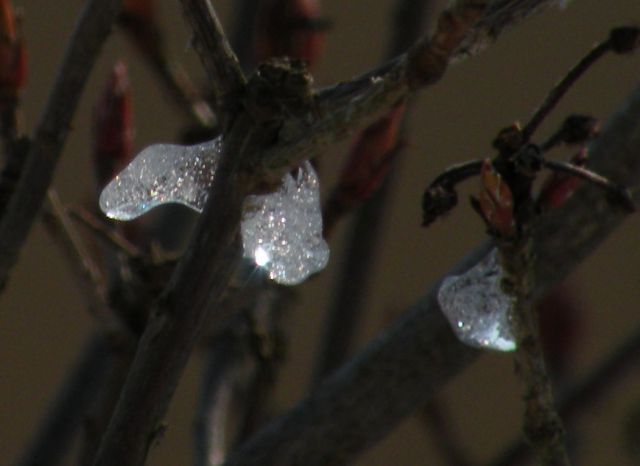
[179,0,246,120]
[0,0,121,288]
[220,84,640,466]
[91,122,248,466]
[256,0,563,181]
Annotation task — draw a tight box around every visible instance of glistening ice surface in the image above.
[242,161,329,285]
[99,138,222,219]
[437,249,516,351]
[99,138,328,285]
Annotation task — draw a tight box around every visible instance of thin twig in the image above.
[257,0,562,181]
[146,55,216,128]
[522,41,611,140]
[490,324,640,466]
[499,237,571,465]
[14,336,111,466]
[0,0,122,288]
[218,84,640,466]
[68,206,143,259]
[179,0,246,124]
[42,191,109,312]
[543,159,633,209]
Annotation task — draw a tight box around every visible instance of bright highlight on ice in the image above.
[99,137,329,285]
[437,249,516,352]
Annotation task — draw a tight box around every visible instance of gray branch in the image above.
[221,84,640,466]
[0,0,121,288]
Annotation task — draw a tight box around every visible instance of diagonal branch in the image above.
[0,0,121,289]
[220,84,640,466]
[255,0,563,181]
[179,0,246,121]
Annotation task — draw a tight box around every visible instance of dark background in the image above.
[1,1,639,465]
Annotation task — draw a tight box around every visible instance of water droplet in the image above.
[437,249,516,351]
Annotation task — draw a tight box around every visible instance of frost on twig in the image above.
[99,139,329,285]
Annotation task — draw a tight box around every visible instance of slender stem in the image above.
[522,40,611,140]
[14,336,111,466]
[179,0,246,124]
[0,0,122,289]
[147,55,216,128]
[499,237,571,466]
[543,159,633,210]
[42,191,111,318]
[490,324,640,466]
[68,206,143,259]
[258,0,557,181]
[430,159,484,188]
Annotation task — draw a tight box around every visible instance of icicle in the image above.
[99,137,329,285]
[437,249,516,351]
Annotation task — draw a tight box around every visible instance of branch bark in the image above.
[220,84,640,466]
[0,0,121,288]
[179,0,246,121]
[255,0,561,180]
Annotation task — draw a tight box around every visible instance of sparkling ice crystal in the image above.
[242,162,329,285]
[437,249,516,351]
[99,137,329,285]
[99,139,221,219]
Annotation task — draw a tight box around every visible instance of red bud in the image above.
[472,159,516,238]
[0,0,26,110]
[323,104,405,235]
[93,62,134,188]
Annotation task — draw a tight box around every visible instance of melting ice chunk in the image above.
[437,249,516,351]
[99,138,222,219]
[99,138,329,285]
[242,161,329,285]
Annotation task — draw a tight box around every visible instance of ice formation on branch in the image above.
[99,137,329,285]
[437,249,516,351]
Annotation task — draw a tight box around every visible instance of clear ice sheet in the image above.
[99,138,222,220]
[437,249,516,351]
[99,138,329,285]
